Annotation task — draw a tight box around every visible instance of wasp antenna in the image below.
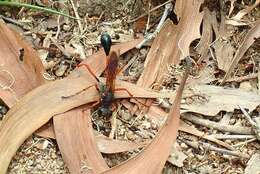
[101,32,112,56]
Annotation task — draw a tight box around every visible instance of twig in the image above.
[136,3,173,49]
[109,105,121,139]
[224,73,258,83]
[184,140,250,159]
[54,15,61,40]
[181,114,253,135]
[208,134,255,139]
[50,37,71,58]
[239,105,260,140]
[69,0,83,34]
[0,15,23,27]
[258,63,260,94]
[128,0,173,23]
[232,138,257,147]
[145,0,151,33]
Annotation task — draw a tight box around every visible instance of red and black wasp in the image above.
[78,33,135,117]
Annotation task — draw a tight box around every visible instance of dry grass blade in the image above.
[0,20,44,107]
[101,59,190,174]
[0,75,169,173]
[221,21,260,84]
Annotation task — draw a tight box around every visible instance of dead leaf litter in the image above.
[0,0,260,174]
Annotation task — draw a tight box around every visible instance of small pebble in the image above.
[180,143,188,149]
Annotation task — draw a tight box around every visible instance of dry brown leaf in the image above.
[0,76,169,173]
[187,64,216,86]
[245,153,260,174]
[168,143,187,167]
[214,40,235,72]
[221,21,260,84]
[137,19,176,88]
[138,0,203,88]
[226,0,260,26]
[54,107,109,174]
[196,8,213,62]
[175,0,204,58]
[232,0,260,21]
[0,20,44,107]
[95,133,148,154]
[35,121,148,154]
[182,84,260,116]
[101,60,189,174]
[0,77,96,174]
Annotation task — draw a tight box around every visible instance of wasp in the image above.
[78,33,135,117]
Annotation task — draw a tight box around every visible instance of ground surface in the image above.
[0,0,260,174]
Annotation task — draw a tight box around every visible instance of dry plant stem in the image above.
[209,134,255,139]
[69,0,83,34]
[50,37,71,58]
[128,0,173,23]
[239,106,260,140]
[184,140,250,159]
[109,108,119,139]
[55,15,61,40]
[0,15,23,27]
[224,73,258,83]
[181,114,253,135]
[258,64,260,94]
[232,138,257,147]
[145,0,151,33]
[136,3,173,49]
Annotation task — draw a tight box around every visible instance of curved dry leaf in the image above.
[0,20,44,107]
[196,8,213,62]
[35,122,148,154]
[137,19,176,88]
[54,107,109,174]
[138,0,203,88]
[101,64,189,174]
[0,77,97,174]
[221,21,260,84]
[175,0,204,58]
[0,75,170,174]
